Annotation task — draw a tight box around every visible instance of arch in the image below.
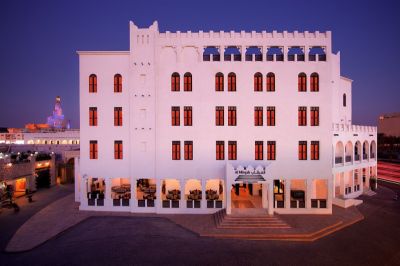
[228,72,236,91]
[215,72,224,91]
[114,74,122,93]
[370,141,376,159]
[89,74,97,93]
[254,72,263,91]
[266,72,275,91]
[288,46,305,61]
[224,46,241,61]
[310,73,319,92]
[246,46,262,61]
[309,46,326,61]
[345,141,353,163]
[203,46,220,61]
[335,141,344,164]
[298,73,307,92]
[363,140,369,160]
[184,72,192,91]
[171,72,180,91]
[354,141,362,161]
[266,46,284,61]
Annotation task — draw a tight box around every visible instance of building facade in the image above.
[75,21,377,215]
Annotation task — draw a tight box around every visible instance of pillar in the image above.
[179,179,185,210]
[156,178,162,211]
[105,178,112,207]
[226,180,232,215]
[130,178,137,210]
[327,178,333,211]
[267,182,274,215]
[306,178,313,209]
[201,178,206,210]
[262,182,267,208]
[285,179,291,209]
[80,176,87,208]
[339,173,345,196]
[352,170,355,193]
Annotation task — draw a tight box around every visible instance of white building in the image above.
[75,21,377,215]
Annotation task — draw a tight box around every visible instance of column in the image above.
[179,179,185,210]
[306,178,313,209]
[156,178,162,211]
[267,182,274,215]
[226,180,232,215]
[285,179,291,209]
[105,178,112,207]
[327,178,333,211]
[262,182,267,208]
[339,173,345,196]
[130,178,137,210]
[201,178,206,211]
[352,170,355,193]
[241,46,245,62]
[305,45,309,62]
[80,176,87,208]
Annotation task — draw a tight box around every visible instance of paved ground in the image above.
[1,182,399,265]
[0,184,74,252]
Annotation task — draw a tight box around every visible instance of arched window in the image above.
[89,74,97,93]
[266,72,275,92]
[184,72,192,91]
[114,74,122,93]
[310,73,319,92]
[298,73,307,92]
[171,72,180,91]
[254,72,263,92]
[228,72,236,91]
[343,93,347,107]
[215,72,224,91]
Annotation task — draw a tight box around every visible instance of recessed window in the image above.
[89,140,98,159]
[114,74,122,93]
[255,141,264,160]
[228,141,237,160]
[172,141,181,160]
[267,141,276,160]
[184,106,192,126]
[171,72,180,91]
[114,107,122,126]
[184,72,192,91]
[266,73,275,92]
[343,94,347,107]
[298,107,307,126]
[267,107,275,126]
[215,72,224,91]
[228,72,236,92]
[216,141,225,160]
[298,73,307,92]
[89,107,97,126]
[184,141,193,160]
[254,72,263,92]
[298,141,307,160]
[89,74,97,93]
[254,107,263,126]
[311,107,319,126]
[216,106,224,126]
[310,73,319,92]
[228,106,237,126]
[311,141,319,160]
[171,107,180,126]
[114,140,123,159]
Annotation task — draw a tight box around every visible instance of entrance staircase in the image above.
[363,189,377,196]
[214,209,291,229]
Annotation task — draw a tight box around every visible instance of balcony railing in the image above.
[345,155,352,162]
[363,154,368,160]
[138,199,155,207]
[311,199,327,208]
[332,123,377,133]
[370,153,375,159]
[335,157,343,164]
[355,154,360,161]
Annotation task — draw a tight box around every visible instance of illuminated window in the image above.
[114,140,123,159]
[228,72,236,91]
[298,107,307,126]
[254,72,263,92]
[172,141,181,160]
[216,106,224,126]
[215,72,224,91]
[89,107,97,126]
[171,72,180,91]
[114,74,122,93]
[254,107,263,126]
[298,73,307,92]
[89,74,97,93]
[216,141,225,160]
[310,73,319,92]
[89,140,98,159]
[267,106,275,126]
[184,141,193,160]
[311,107,319,126]
[298,141,307,160]
[267,141,276,160]
[184,106,192,126]
[184,72,192,91]
[255,141,264,160]
[171,106,180,126]
[311,141,319,160]
[228,106,237,126]
[114,107,122,126]
[266,72,275,92]
[228,141,237,160]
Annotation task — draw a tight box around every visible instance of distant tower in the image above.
[47,96,66,129]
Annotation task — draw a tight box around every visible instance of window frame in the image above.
[184,141,193,160]
[184,72,192,91]
[114,140,123,159]
[254,106,263,126]
[216,141,225,160]
[215,72,224,91]
[89,107,97,126]
[310,107,319,126]
[89,140,98,159]
[267,106,275,126]
[89,74,97,93]
[228,72,236,92]
[184,106,192,126]
[254,72,263,92]
[114,107,123,126]
[114,74,122,93]
[171,72,180,92]
[172,141,181,160]
[171,106,180,126]
[298,141,307,160]
[228,106,237,126]
[310,73,319,92]
[298,107,307,126]
[267,141,276,160]
[298,73,307,92]
[266,72,275,92]
[228,141,237,160]
[215,106,224,126]
[255,141,264,160]
[311,141,320,160]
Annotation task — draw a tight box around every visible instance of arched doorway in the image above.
[66,158,75,183]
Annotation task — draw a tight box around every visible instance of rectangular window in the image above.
[298,107,307,126]
[171,106,180,126]
[311,107,319,126]
[89,107,97,126]
[311,141,320,160]
[255,141,264,160]
[184,106,192,126]
[299,141,307,160]
[114,140,123,159]
[228,141,237,160]
[267,141,276,160]
[89,140,98,159]
[215,106,224,126]
[172,141,181,160]
[228,106,237,126]
[216,141,225,160]
[114,107,122,126]
[267,106,275,126]
[184,141,193,160]
[254,107,263,126]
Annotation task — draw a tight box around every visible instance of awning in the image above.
[235,175,265,183]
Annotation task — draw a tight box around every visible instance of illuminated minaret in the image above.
[47,96,66,129]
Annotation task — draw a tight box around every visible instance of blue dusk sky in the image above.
[0,0,399,128]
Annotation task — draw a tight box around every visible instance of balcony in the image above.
[363,154,368,160]
[345,156,352,163]
[335,157,343,164]
[354,154,360,161]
